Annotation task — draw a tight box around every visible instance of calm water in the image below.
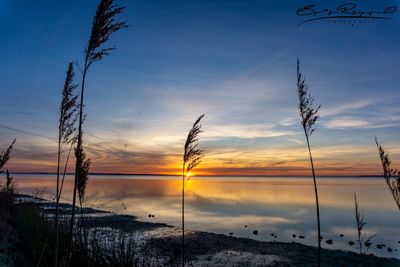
[12,174,400,259]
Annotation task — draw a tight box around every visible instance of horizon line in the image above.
[9,171,384,178]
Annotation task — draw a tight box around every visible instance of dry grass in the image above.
[182,114,205,266]
[69,0,127,252]
[354,192,375,255]
[375,138,400,210]
[297,57,322,267]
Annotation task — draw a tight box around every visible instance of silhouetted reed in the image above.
[69,0,127,251]
[0,139,15,173]
[75,133,91,213]
[3,197,149,267]
[55,62,78,266]
[354,192,375,255]
[0,139,15,266]
[5,170,12,191]
[297,57,322,266]
[182,114,205,267]
[0,139,15,253]
[375,138,400,210]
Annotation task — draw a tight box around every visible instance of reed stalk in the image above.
[297,57,321,267]
[375,138,400,210]
[68,0,127,253]
[182,114,205,267]
[55,62,78,267]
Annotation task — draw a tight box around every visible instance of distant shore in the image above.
[21,194,400,267]
[12,172,385,178]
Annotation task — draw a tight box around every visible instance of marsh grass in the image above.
[55,62,78,266]
[0,139,15,173]
[3,199,150,267]
[182,114,205,266]
[69,0,127,250]
[375,138,400,210]
[75,133,91,214]
[297,57,322,267]
[354,192,375,255]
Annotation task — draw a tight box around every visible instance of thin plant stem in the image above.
[69,59,87,253]
[58,143,73,202]
[181,114,204,267]
[306,133,321,265]
[55,134,61,267]
[182,163,185,267]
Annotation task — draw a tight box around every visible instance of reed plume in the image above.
[0,139,15,173]
[55,62,78,266]
[75,133,91,212]
[69,0,126,249]
[182,114,205,267]
[297,57,322,267]
[375,138,400,210]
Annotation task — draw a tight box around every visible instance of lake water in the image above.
[11,174,400,259]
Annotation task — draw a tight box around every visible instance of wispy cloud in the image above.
[324,117,370,129]
[320,99,372,117]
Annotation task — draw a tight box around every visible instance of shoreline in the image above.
[20,194,400,267]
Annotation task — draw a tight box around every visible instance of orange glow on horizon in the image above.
[7,143,388,177]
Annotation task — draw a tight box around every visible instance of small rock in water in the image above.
[299,236,305,239]
[229,232,233,236]
[253,230,258,235]
[377,244,384,249]
[348,241,355,246]
[244,225,248,228]
[292,234,296,238]
[319,236,323,240]
[274,235,278,239]
[339,234,344,237]
[365,241,372,247]
[151,214,155,217]
[270,233,275,237]
[387,247,393,253]
[325,239,333,245]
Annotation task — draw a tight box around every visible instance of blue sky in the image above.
[0,0,399,175]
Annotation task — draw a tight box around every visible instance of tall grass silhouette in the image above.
[182,114,205,266]
[0,139,15,228]
[297,57,322,266]
[354,192,375,255]
[375,138,400,210]
[69,0,127,249]
[75,133,91,214]
[55,62,78,266]
[0,139,15,173]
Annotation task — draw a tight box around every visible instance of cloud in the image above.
[324,117,370,129]
[320,99,372,117]
[205,124,296,140]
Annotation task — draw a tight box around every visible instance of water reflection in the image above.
[14,175,400,259]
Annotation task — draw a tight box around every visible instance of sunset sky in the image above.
[0,0,399,176]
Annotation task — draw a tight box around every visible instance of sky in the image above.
[0,0,399,176]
